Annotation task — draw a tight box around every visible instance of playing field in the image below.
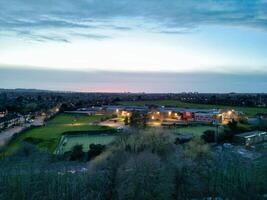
[55,134,116,154]
[118,100,267,116]
[7,113,113,152]
[170,125,221,137]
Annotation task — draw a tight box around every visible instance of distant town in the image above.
[1,89,267,149]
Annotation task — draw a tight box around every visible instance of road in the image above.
[0,125,28,147]
[0,116,46,148]
[32,116,46,126]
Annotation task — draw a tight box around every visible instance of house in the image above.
[0,113,25,130]
[234,131,267,146]
[194,112,217,123]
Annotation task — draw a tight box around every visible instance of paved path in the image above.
[99,119,125,128]
[0,116,46,147]
[0,125,28,147]
[32,116,46,126]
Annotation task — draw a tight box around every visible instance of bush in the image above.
[184,139,210,160]
[217,130,234,142]
[13,142,40,157]
[129,111,148,128]
[69,145,85,161]
[62,129,116,136]
[23,137,44,145]
[116,151,174,200]
[1,129,266,199]
[87,144,106,161]
[228,119,238,131]
[114,130,173,156]
[201,130,215,143]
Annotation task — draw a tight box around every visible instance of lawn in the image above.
[55,134,116,154]
[118,100,267,116]
[170,125,221,137]
[7,113,113,153]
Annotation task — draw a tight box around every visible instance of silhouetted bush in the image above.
[87,144,105,161]
[201,130,215,143]
[69,144,85,161]
[23,137,44,145]
[13,142,40,157]
[0,129,266,200]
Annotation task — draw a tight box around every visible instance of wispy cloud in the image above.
[1,0,267,42]
[73,33,111,40]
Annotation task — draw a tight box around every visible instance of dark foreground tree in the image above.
[129,111,148,128]
[69,144,85,161]
[0,130,266,200]
[116,151,174,200]
[228,119,238,132]
[201,130,215,143]
[87,144,105,161]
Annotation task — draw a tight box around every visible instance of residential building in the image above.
[0,113,25,130]
[234,131,267,146]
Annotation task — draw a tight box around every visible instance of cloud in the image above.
[0,0,267,42]
[73,33,111,40]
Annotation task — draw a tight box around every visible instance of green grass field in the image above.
[170,125,221,137]
[7,114,113,153]
[118,100,267,116]
[56,134,116,154]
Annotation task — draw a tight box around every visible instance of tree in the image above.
[116,151,174,200]
[201,130,215,143]
[69,145,85,161]
[129,111,148,128]
[14,142,40,157]
[87,144,106,161]
[124,116,129,125]
[228,119,238,132]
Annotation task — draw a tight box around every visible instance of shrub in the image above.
[201,130,215,143]
[116,151,174,200]
[114,130,173,156]
[23,137,44,145]
[13,142,40,157]
[184,139,210,160]
[69,145,85,161]
[87,144,106,161]
[129,111,148,128]
[228,119,238,131]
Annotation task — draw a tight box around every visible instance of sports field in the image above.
[170,125,221,137]
[7,113,113,152]
[118,100,267,116]
[55,134,116,154]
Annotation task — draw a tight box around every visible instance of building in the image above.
[103,105,148,117]
[194,112,217,123]
[0,113,25,130]
[218,109,241,124]
[74,105,242,126]
[234,131,267,146]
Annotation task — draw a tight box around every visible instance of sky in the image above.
[0,0,267,92]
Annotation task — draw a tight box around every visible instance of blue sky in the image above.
[0,0,267,92]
